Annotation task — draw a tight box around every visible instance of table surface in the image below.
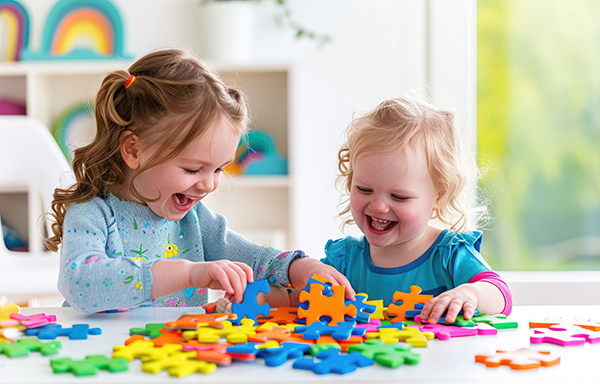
[1,305,599,384]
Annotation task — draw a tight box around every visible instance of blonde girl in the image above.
[322,93,512,323]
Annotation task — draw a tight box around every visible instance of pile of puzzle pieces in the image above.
[9,274,599,376]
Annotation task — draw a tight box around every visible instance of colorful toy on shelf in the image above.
[0,98,26,115]
[475,348,560,370]
[21,0,131,60]
[0,0,30,61]
[52,102,95,161]
[224,130,288,176]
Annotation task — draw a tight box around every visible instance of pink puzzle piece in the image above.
[529,316,600,332]
[9,313,57,328]
[411,323,497,340]
[530,325,600,346]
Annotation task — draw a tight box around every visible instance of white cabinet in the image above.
[0,61,296,252]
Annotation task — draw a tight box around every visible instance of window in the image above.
[477,0,600,270]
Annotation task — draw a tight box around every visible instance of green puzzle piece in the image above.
[309,343,341,357]
[472,313,518,329]
[129,323,166,339]
[439,314,475,327]
[51,355,129,376]
[348,339,420,368]
[0,338,61,357]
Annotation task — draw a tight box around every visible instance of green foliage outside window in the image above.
[477,0,600,270]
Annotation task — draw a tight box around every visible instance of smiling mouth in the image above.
[368,216,397,232]
[174,193,192,206]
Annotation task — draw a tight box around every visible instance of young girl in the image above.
[322,93,512,324]
[46,48,352,313]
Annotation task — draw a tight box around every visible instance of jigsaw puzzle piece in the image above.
[367,326,434,347]
[386,286,433,323]
[344,294,376,323]
[472,313,518,329]
[529,315,600,332]
[298,283,357,326]
[0,337,61,357]
[141,351,217,377]
[475,348,560,370]
[26,324,101,340]
[231,280,271,325]
[257,342,311,367]
[50,355,129,376]
[9,312,57,328]
[530,324,600,346]
[295,321,365,341]
[348,339,420,368]
[129,323,166,339]
[257,307,299,324]
[293,348,373,374]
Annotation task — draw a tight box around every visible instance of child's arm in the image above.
[150,259,254,304]
[288,257,356,300]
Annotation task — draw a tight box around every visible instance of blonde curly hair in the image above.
[336,93,485,233]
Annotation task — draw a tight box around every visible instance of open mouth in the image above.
[172,193,195,211]
[368,215,397,233]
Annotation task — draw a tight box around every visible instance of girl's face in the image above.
[350,148,442,251]
[126,115,240,221]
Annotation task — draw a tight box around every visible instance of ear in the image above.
[434,190,446,209]
[119,131,141,170]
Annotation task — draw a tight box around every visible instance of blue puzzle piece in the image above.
[294,321,365,341]
[344,295,376,323]
[231,280,270,325]
[293,348,373,374]
[405,303,425,319]
[257,342,311,367]
[25,324,101,340]
[226,342,264,356]
[377,322,405,330]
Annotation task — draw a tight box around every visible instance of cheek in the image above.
[349,192,365,214]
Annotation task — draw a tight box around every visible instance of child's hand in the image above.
[418,284,478,324]
[189,260,254,304]
[288,257,356,300]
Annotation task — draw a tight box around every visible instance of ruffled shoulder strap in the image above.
[436,230,483,253]
[323,235,366,272]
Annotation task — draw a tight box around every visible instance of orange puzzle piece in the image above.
[475,348,560,370]
[298,283,357,326]
[386,285,433,323]
[529,316,600,332]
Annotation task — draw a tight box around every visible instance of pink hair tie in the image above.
[124,75,136,89]
[221,82,229,94]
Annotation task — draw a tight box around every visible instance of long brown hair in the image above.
[46,48,249,252]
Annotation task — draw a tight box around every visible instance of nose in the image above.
[196,173,219,193]
[369,198,389,214]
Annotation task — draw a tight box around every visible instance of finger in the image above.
[234,262,254,283]
[211,267,234,298]
[221,264,245,303]
[228,263,250,297]
[462,302,476,320]
[444,299,463,323]
[419,300,435,320]
[428,297,452,324]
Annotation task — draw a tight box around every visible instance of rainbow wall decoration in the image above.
[224,130,288,176]
[22,0,130,60]
[0,0,30,61]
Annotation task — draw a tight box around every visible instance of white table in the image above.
[1,306,599,383]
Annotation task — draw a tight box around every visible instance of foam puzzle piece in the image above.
[141,350,217,377]
[530,324,600,346]
[345,294,376,323]
[231,280,270,325]
[472,313,518,329]
[183,343,233,365]
[25,324,101,340]
[113,339,178,362]
[386,286,433,323]
[356,293,385,320]
[475,348,560,370]
[50,355,129,376]
[129,323,166,339]
[257,307,298,324]
[348,339,420,368]
[0,327,21,342]
[248,325,309,344]
[414,314,475,327]
[309,343,341,356]
[226,341,279,359]
[0,337,61,357]
[298,283,357,326]
[355,318,382,334]
[164,313,233,330]
[366,326,434,347]
[257,342,311,367]
[529,315,600,332]
[411,323,497,340]
[8,312,57,328]
[293,348,373,374]
[294,321,366,341]
[315,335,365,352]
[183,319,256,344]
[0,303,19,321]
